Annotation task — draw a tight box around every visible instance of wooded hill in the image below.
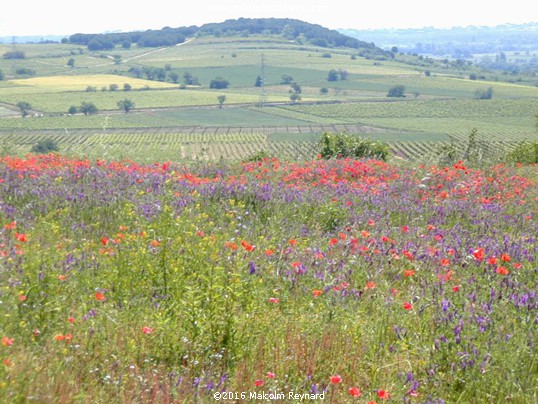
[68,18,389,57]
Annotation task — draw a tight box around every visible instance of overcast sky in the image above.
[0,0,535,37]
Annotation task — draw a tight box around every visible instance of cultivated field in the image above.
[0,36,536,161]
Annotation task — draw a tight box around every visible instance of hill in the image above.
[68,18,389,58]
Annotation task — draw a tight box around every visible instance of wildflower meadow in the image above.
[0,154,536,402]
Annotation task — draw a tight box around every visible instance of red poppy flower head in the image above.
[329,375,342,384]
[254,379,264,387]
[403,302,413,311]
[348,386,362,397]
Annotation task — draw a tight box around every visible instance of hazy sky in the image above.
[0,0,535,37]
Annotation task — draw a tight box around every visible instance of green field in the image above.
[0,35,537,161]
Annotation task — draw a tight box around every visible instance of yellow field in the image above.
[8,74,176,92]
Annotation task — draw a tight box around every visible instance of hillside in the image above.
[67,18,389,58]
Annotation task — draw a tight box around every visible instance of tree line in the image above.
[67,18,389,56]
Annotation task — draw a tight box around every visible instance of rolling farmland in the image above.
[0,35,537,162]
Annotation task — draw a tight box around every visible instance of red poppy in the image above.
[329,375,342,384]
[1,336,14,346]
[377,389,391,399]
[440,258,450,266]
[366,281,376,290]
[266,372,275,378]
[403,302,413,310]
[488,257,498,265]
[404,269,415,277]
[142,326,153,334]
[500,253,511,262]
[101,237,109,246]
[472,248,485,261]
[496,266,509,275]
[241,240,255,252]
[67,317,75,323]
[254,379,264,387]
[452,285,460,292]
[19,295,27,302]
[95,292,106,301]
[265,249,275,256]
[268,297,280,304]
[348,386,362,397]
[312,289,324,297]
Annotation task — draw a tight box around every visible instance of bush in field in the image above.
[243,150,274,162]
[210,77,230,89]
[387,85,406,97]
[3,50,25,59]
[318,131,389,160]
[474,87,493,99]
[507,141,538,164]
[16,101,32,117]
[30,138,60,153]
[80,102,98,115]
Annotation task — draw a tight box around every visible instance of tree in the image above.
[109,84,118,91]
[168,72,179,84]
[68,105,78,114]
[117,99,135,113]
[183,71,200,85]
[290,82,302,94]
[217,95,226,108]
[320,87,328,95]
[387,85,406,97]
[339,69,348,80]
[67,58,75,68]
[474,87,493,99]
[210,77,230,89]
[31,139,59,154]
[289,93,301,103]
[80,102,98,115]
[281,74,293,84]
[255,75,263,87]
[327,69,339,82]
[16,101,32,117]
[123,83,132,91]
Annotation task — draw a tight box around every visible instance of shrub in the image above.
[210,77,230,89]
[506,141,538,164]
[387,85,406,97]
[243,150,274,162]
[31,139,60,154]
[318,131,390,161]
[474,87,493,99]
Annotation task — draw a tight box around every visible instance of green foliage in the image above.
[16,101,32,117]
[30,138,59,153]
[15,68,35,76]
[217,95,226,108]
[254,75,262,87]
[3,51,25,59]
[289,93,301,103]
[210,77,230,89]
[183,71,200,86]
[474,87,494,99]
[318,131,389,160]
[506,141,538,164]
[123,83,132,91]
[68,105,78,114]
[387,85,406,97]
[80,102,98,115]
[321,52,332,58]
[67,58,75,68]
[109,84,119,91]
[320,87,328,95]
[327,69,338,81]
[117,99,135,113]
[243,149,274,162]
[281,74,294,84]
